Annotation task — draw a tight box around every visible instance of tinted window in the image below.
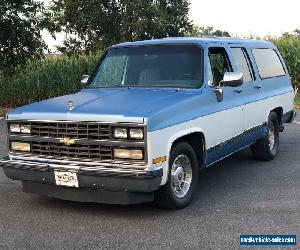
[231,48,253,82]
[209,47,232,85]
[252,48,286,79]
[90,45,203,89]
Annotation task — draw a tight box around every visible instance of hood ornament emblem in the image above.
[68,100,74,111]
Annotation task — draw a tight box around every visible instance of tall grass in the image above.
[0,37,299,108]
[272,37,300,87]
[0,53,100,107]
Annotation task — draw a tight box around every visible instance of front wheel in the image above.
[251,111,279,161]
[155,142,199,209]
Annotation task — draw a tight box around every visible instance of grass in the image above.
[0,108,11,118]
[0,52,100,107]
[295,92,300,109]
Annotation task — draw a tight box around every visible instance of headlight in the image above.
[114,149,143,160]
[21,125,31,134]
[10,124,31,134]
[10,142,31,152]
[129,128,144,140]
[10,123,21,133]
[114,128,128,139]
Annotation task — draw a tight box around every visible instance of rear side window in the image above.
[252,48,286,79]
[231,48,254,83]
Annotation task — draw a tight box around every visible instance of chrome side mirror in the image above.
[80,75,89,88]
[213,72,243,102]
[223,72,243,87]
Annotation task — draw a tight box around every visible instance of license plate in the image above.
[54,171,79,188]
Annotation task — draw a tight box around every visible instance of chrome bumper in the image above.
[0,156,163,193]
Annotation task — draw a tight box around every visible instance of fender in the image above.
[161,127,206,185]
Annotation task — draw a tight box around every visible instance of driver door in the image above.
[205,46,245,165]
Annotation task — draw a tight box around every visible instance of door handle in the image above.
[234,89,242,93]
[254,85,262,89]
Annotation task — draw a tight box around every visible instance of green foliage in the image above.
[187,26,231,37]
[50,0,193,54]
[295,93,300,109]
[0,53,100,107]
[282,29,300,38]
[271,36,300,87]
[0,108,10,117]
[0,0,57,76]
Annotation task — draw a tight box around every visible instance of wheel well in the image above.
[271,107,283,125]
[172,132,206,169]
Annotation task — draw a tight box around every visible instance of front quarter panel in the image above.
[147,125,204,185]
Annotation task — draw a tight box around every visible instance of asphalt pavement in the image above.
[0,117,299,249]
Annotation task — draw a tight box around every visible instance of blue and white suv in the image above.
[1,37,295,209]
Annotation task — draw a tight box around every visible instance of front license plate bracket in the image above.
[54,170,79,188]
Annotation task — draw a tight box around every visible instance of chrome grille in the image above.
[8,121,146,163]
[31,141,113,161]
[30,122,110,140]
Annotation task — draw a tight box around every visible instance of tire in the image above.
[250,111,279,161]
[155,142,199,209]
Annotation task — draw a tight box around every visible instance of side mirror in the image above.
[80,75,89,88]
[213,72,243,102]
[222,72,243,87]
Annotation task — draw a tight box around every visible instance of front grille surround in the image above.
[8,120,147,164]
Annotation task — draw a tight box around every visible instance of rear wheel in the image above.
[251,111,279,161]
[156,142,199,209]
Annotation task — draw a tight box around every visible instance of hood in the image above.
[8,88,204,126]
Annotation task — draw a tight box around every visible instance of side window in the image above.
[252,48,286,79]
[209,47,232,85]
[231,48,254,83]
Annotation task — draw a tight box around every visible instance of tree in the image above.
[187,25,231,37]
[0,0,56,76]
[51,0,193,54]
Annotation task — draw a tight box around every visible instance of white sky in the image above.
[43,0,300,51]
[190,0,300,37]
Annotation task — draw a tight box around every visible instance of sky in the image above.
[43,0,300,51]
[189,0,300,37]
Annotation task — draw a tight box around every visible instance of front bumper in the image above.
[0,156,163,204]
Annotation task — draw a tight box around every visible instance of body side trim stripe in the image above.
[207,122,267,152]
[206,142,255,167]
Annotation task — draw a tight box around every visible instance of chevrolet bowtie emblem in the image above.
[60,137,76,146]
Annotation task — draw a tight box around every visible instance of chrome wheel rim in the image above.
[268,121,275,150]
[171,154,192,198]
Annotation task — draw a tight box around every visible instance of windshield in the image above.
[89,45,203,89]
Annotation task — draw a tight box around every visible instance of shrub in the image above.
[0,53,100,107]
[272,37,300,87]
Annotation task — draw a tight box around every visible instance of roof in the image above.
[112,37,275,49]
